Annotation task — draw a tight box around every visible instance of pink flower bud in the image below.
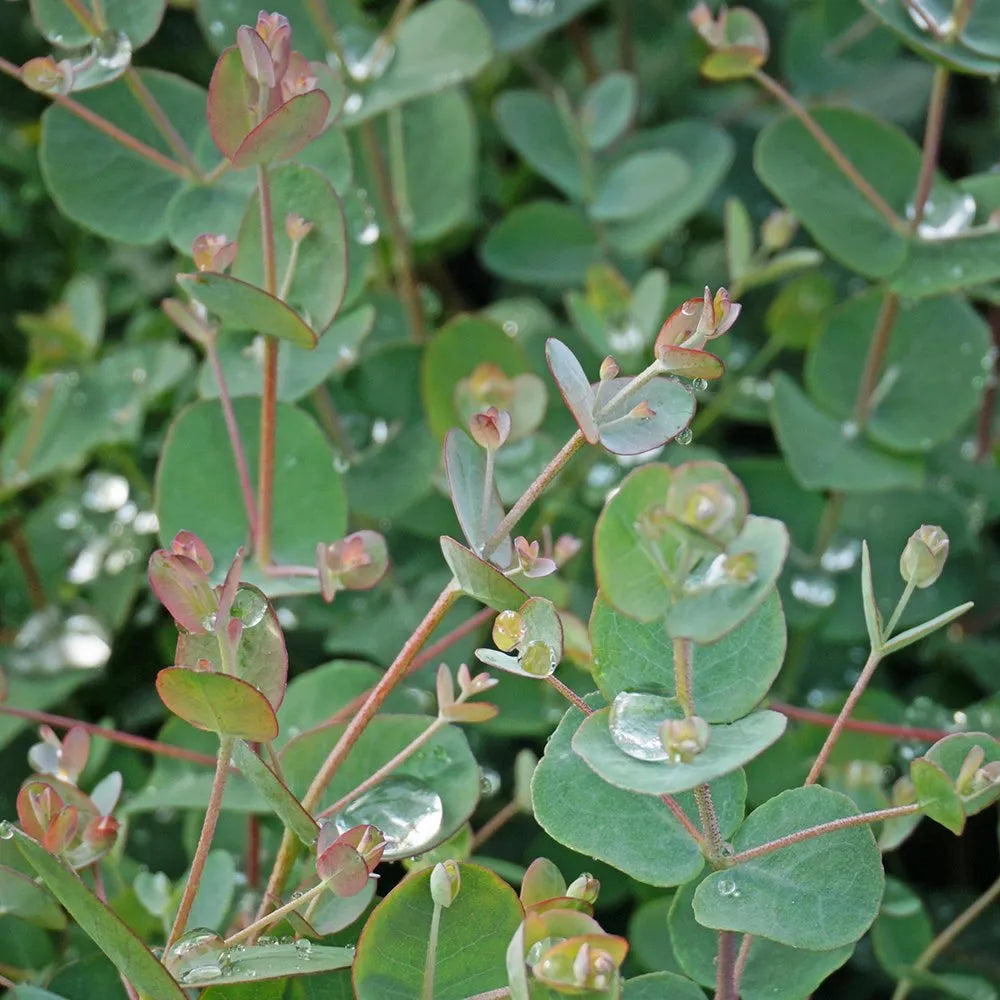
[237,24,276,88]
[21,56,74,95]
[469,406,512,450]
[514,536,557,579]
[285,212,314,242]
[192,233,238,273]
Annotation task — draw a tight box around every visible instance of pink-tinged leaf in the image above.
[216,547,246,624]
[89,772,122,816]
[148,550,218,635]
[207,47,256,161]
[171,530,214,573]
[521,858,566,909]
[656,345,725,381]
[177,272,318,348]
[324,823,387,873]
[43,806,78,855]
[236,25,276,88]
[545,338,599,443]
[18,782,63,841]
[61,727,90,781]
[316,841,370,897]
[232,89,330,169]
[156,667,279,741]
[176,582,287,710]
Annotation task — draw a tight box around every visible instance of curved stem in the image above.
[854,291,900,426]
[470,798,520,851]
[123,68,202,178]
[0,703,219,767]
[545,674,592,715]
[909,65,950,231]
[890,874,1000,1000]
[166,737,234,949]
[752,70,906,234]
[770,700,952,743]
[805,648,882,785]
[726,803,919,866]
[226,877,329,947]
[484,432,585,555]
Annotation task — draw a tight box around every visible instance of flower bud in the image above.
[514,536,557,579]
[660,715,711,763]
[760,209,798,252]
[654,286,741,356]
[192,233,238,273]
[430,860,462,907]
[316,531,389,602]
[469,406,511,451]
[972,760,1000,793]
[599,356,620,381]
[237,23,276,87]
[553,534,583,568]
[566,873,600,904]
[957,746,985,795]
[900,524,949,588]
[285,213,314,242]
[21,56,74,95]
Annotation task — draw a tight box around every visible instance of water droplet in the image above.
[0,821,13,840]
[56,506,82,530]
[201,612,218,632]
[692,377,708,392]
[82,472,129,512]
[164,928,228,983]
[231,586,267,627]
[737,376,774,402]
[607,323,644,354]
[331,776,444,859]
[371,418,390,445]
[343,92,363,115]
[209,20,225,36]
[608,691,682,762]
[520,640,556,677]
[906,189,975,240]
[479,767,501,797]
[509,0,555,16]
[904,0,954,37]
[717,878,739,898]
[819,538,860,574]
[344,39,395,83]
[502,319,519,337]
[68,538,108,584]
[134,510,159,534]
[69,30,132,91]
[840,420,860,441]
[790,573,837,609]
[355,218,380,246]
[294,938,313,958]
[675,427,693,446]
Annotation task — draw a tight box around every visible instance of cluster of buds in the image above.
[148,530,222,636]
[17,729,121,867]
[513,535,557,579]
[660,714,711,764]
[655,286,741,357]
[509,859,625,998]
[469,405,511,452]
[956,745,1000,797]
[456,364,547,443]
[316,530,389,603]
[435,662,498,723]
[21,55,75,95]
[237,12,318,112]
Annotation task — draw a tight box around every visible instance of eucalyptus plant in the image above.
[2,2,1000,999]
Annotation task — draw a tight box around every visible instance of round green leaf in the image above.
[591,589,786,724]
[755,108,917,278]
[770,373,923,492]
[281,715,480,847]
[495,89,584,200]
[532,701,746,887]
[594,464,675,622]
[891,227,1000,297]
[176,583,286,710]
[156,666,279,740]
[481,201,601,286]
[353,863,521,999]
[624,972,707,1000]
[669,878,852,999]
[183,940,354,988]
[233,163,348,335]
[422,315,530,439]
[40,70,206,244]
[911,757,965,835]
[665,517,790,643]
[440,536,527,611]
[30,0,165,48]
[859,0,1000,75]
[806,292,989,453]
[590,151,690,222]
[155,398,347,595]
[572,707,786,796]
[596,376,696,456]
[579,72,638,151]
[871,878,932,978]
[176,273,318,348]
[692,786,884,950]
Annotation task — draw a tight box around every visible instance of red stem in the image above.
[0,704,219,767]
[0,57,188,178]
[771,700,953,743]
[206,338,258,539]
[4,521,47,609]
